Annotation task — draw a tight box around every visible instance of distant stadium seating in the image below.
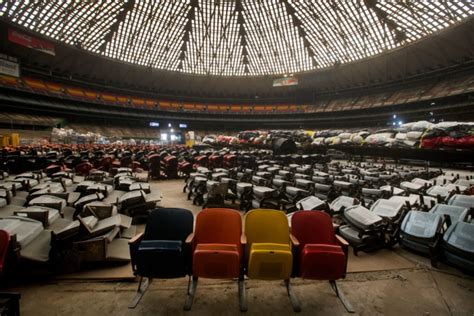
[0,72,472,116]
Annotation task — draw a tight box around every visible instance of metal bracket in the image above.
[239,277,248,312]
[128,277,151,309]
[183,276,198,311]
[285,279,301,313]
[330,280,355,313]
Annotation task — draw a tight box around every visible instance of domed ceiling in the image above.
[1,0,472,76]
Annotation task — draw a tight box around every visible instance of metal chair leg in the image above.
[183,276,198,311]
[0,292,21,316]
[128,277,151,309]
[238,277,248,312]
[329,280,355,313]
[285,279,301,313]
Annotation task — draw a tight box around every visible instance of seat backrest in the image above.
[245,209,289,256]
[0,229,10,272]
[291,211,337,248]
[195,208,241,249]
[144,208,194,242]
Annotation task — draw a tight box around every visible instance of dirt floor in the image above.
[3,179,474,316]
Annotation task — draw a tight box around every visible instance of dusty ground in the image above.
[3,179,474,315]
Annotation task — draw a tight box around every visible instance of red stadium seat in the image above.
[0,230,10,273]
[0,230,21,314]
[291,211,354,313]
[75,162,93,176]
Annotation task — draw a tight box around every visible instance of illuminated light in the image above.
[398,121,403,126]
[393,114,397,119]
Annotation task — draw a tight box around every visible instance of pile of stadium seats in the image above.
[0,147,165,275]
[201,120,474,151]
[420,122,474,149]
[182,150,473,272]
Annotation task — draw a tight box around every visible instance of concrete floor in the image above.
[3,179,474,315]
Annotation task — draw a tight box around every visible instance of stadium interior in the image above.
[0,1,473,315]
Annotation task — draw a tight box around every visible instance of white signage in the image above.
[0,58,20,77]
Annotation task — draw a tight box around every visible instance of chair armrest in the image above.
[185,233,195,244]
[335,234,349,247]
[240,234,247,245]
[128,232,144,244]
[289,234,300,247]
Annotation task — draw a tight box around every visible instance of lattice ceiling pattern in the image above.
[1,0,472,76]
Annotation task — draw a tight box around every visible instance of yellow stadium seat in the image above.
[244,209,300,311]
[248,243,292,279]
[245,209,292,279]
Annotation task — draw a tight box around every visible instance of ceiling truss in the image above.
[0,0,472,76]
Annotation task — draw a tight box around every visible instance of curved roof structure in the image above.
[2,0,472,76]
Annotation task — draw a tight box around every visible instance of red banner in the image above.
[8,28,55,56]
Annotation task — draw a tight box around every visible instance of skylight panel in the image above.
[4,0,472,76]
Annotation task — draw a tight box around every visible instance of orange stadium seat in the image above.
[183,103,195,110]
[131,98,145,106]
[0,75,19,87]
[24,77,48,91]
[184,208,246,311]
[159,101,171,109]
[46,82,63,94]
[145,99,156,107]
[101,93,117,103]
[207,105,218,111]
[83,90,98,100]
[230,105,241,112]
[117,96,129,104]
[169,102,180,110]
[195,104,205,111]
[66,87,85,98]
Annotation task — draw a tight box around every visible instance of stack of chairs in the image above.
[400,193,474,271]
[0,152,164,275]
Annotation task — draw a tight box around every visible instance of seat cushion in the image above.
[135,240,187,278]
[193,243,240,278]
[286,186,306,196]
[253,186,275,199]
[248,243,292,280]
[300,244,346,280]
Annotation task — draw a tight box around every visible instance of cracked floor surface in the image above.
[5,268,474,315]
